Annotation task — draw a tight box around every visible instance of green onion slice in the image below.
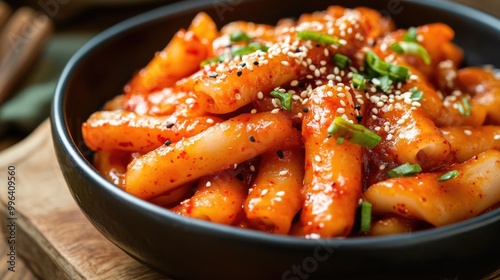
[387,163,422,178]
[232,42,269,57]
[365,51,389,77]
[438,170,460,181]
[297,30,341,45]
[270,89,292,111]
[360,200,372,233]
[352,73,366,90]
[390,41,431,65]
[457,97,472,117]
[200,42,269,66]
[388,63,410,82]
[229,30,252,43]
[378,75,393,92]
[410,88,424,101]
[327,117,382,149]
[403,27,418,43]
[333,53,351,69]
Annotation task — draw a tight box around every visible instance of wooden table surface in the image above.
[0,1,499,279]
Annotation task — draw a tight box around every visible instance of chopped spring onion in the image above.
[297,30,341,45]
[388,63,410,82]
[403,27,418,43]
[387,163,422,178]
[360,200,372,233]
[378,75,393,92]
[457,97,472,116]
[270,89,292,111]
[352,73,366,90]
[333,53,351,69]
[232,42,269,57]
[410,88,424,101]
[200,42,269,66]
[365,51,389,77]
[229,30,252,43]
[364,51,411,92]
[200,55,226,67]
[327,117,382,149]
[438,170,460,181]
[390,41,431,65]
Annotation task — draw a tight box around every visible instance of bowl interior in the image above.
[52,0,500,279]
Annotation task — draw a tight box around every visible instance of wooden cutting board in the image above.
[0,120,170,279]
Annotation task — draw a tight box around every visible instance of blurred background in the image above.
[0,0,497,278]
[0,0,173,150]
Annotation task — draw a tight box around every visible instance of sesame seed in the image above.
[271,108,280,114]
[261,189,268,196]
[251,109,257,114]
[277,150,284,158]
[340,100,346,107]
[387,134,393,140]
[279,170,288,176]
[250,165,256,172]
[281,61,290,66]
[206,118,214,124]
[336,108,346,114]
[276,191,285,197]
[494,135,500,140]
[257,91,264,99]
[464,130,472,136]
[371,108,379,114]
[290,80,299,87]
[235,93,242,100]
[315,155,322,162]
[185,97,195,104]
[379,164,386,170]
[206,181,212,187]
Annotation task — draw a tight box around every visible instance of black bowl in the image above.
[51,0,500,279]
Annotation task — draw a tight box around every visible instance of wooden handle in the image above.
[0,1,11,28]
[0,6,53,105]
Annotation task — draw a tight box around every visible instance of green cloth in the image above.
[0,33,95,134]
